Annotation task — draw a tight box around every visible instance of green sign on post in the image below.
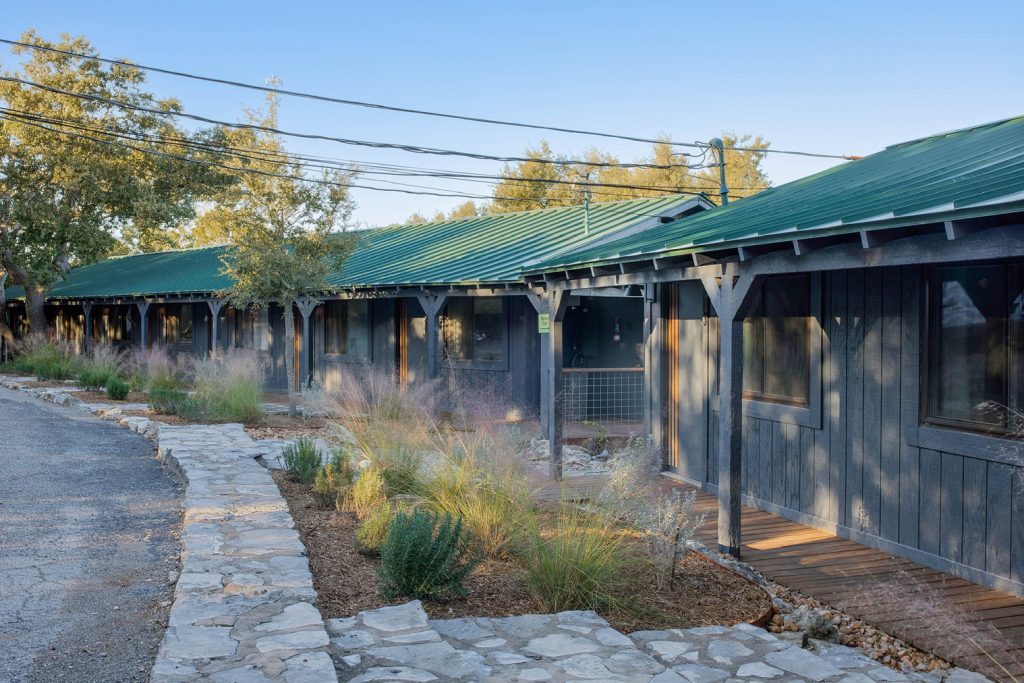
[537,313,550,333]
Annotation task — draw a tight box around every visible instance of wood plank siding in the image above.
[669,265,1024,597]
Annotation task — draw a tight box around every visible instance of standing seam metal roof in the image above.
[525,116,1024,272]
[9,194,700,300]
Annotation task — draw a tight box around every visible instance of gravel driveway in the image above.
[0,390,182,682]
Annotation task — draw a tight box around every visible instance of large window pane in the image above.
[325,300,369,357]
[473,298,504,362]
[927,263,1021,430]
[743,275,811,405]
[443,298,473,361]
[443,298,505,364]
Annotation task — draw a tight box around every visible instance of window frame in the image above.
[323,299,372,363]
[442,296,509,371]
[919,260,1024,438]
[234,306,271,353]
[709,273,823,428]
[161,303,195,348]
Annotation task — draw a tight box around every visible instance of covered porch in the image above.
[533,473,1024,681]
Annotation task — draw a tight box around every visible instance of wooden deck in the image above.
[535,474,1024,681]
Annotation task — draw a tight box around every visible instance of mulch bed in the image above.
[272,471,770,633]
[75,390,149,404]
[245,414,328,441]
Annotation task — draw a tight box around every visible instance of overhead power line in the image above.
[0,75,704,170]
[0,111,738,212]
[0,107,768,202]
[0,37,859,161]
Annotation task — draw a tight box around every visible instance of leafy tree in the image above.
[487,135,771,215]
[0,31,231,331]
[215,91,357,417]
[446,200,482,219]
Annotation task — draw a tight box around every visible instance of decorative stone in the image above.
[763,646,842,681]
[255,629,330,653]
[523,633,602,658]
[361,601,429,632]
[518,668,553,681]
[735,662,783,678]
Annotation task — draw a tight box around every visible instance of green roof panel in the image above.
[19,195,701,300]
[526,116,1024,272]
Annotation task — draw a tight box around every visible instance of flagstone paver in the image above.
[330,602,990,682]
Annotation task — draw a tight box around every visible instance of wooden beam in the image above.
[136,301,150,349]
[82,303,93,355]
[699,274,762,558]
[792,238,815,256]
[546,290,571,481]
[207,299,226,354]
[417,294,447,380]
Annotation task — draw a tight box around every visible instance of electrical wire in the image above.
[0,106,767,199]
[0,111,738,212]
[0,37,860,160]
[0,75,705,170]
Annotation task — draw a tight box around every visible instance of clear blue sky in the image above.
[5,1,1024,226]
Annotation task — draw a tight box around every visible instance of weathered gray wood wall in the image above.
[669,266,1024,595]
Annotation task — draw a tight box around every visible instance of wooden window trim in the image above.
[709,273,823,428]
[323,299,372,363]
[906,261,1024,461]
[443,297,510,372]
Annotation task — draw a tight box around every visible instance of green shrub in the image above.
[356,501,395,554]
[148,385,187,413]
[76,343,125,390]
[105,376,130,401]
[282,438,322,485]
[524,504,630,612]
[378,509,479,600]
[77,365,118,390]
[191,351,265,424]
[313,448,356,509]
[343,466,388,520]
[11,335,78,380]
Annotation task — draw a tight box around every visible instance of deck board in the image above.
[532,472,1024,681]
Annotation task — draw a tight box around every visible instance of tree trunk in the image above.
[283,302,297,418]
[25,285,48,336]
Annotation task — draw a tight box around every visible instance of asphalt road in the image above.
[0,390,182,682]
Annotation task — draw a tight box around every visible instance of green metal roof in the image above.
[13,194,701,301]
[329,194,703,288]
[526,116,1024,272]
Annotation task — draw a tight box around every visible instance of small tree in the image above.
[216,90,357,416]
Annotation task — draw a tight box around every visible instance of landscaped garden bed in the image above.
[263,369,772,637]
[274,469,771,632]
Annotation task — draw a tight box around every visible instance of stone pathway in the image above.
[152,424,336,682]
[327,602,990,682]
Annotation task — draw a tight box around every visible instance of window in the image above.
[443,297,505,364]
[325,300,370,358]
[100,307,133,342]
[236,307,270,351]
[742,274,811,406]
[163,304,194,345]
[926,262,1023,432]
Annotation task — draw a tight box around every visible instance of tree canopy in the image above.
[0,31,231,330]
[213,90,358,415]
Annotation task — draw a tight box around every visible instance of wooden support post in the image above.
[525,293,551,435]
[82,303,93,355]
[296,297,320,388]
[417,294,447,380]
[136,302,150,349]
[207,299,225,356]
[642,284,658,439]
[701,274,762,558]
[546,290,570,481]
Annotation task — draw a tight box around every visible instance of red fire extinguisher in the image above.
[612,316,621,342]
